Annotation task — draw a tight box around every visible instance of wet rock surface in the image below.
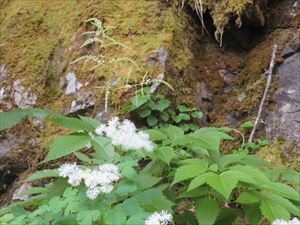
[12,80,37,109]
[0,134,25,158]
[266,51,300,142]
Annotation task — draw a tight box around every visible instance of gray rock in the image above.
[12,183,32,202]
[281,30,300,58]
[150,73,164,93]
[218,69,236,85]
[237,92,246,102]
[65,72,82,95]
[12,79,37,109]
[68,92,94,114]
[0,134,24,158]
[147,47,168,70]
[265,53,300,142]
[196,81,210,101]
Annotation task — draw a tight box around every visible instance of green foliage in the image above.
[126,87,203,131]
[1,93,299,225]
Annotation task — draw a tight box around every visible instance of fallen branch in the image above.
[248,44,278,143]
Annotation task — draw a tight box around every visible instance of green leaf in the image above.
[19,187,48,196]
[116,181,138,196]
[160,111,169,122]
[214,208,239,225]
[240,155,269,167]
[145,129,168,141]
[79,116,100,129]
[147,115,157,127]
[155,147,175,165]
[242,203,262,225]
[187,172,215,192]
[160,125,184,140]
[135,174,161,190]
[206,171,239,200]
[172,162,208,185]
[219,151,247,168]
[137,109,151,118]
[280,169,300,185]
[49,115,95,131]
[260,196,290,222]
[195,197,221,225]
[240,121,254,128]
[77,210,100,225]
[42,134,90,163]
[177,187,208,199]
[0,108,53,131]
[131,95,150,110]
[262,182,300,201]
[191,111,203,119]
[236,191,261,204]
[266,193,300,216]
[177,105,195,112]
[74,151,92,163]
[91,136,114,160]
[25,169,59,182]
[154,99,170,112]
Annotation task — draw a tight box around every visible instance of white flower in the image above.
[145,211,172,225]
[58,163,120,199]
[95,117,154,152]
[86,187,101,200]
[272,218,300,225]
[290,218,300,225]
[58,163,80,178]
[99,184,113,194]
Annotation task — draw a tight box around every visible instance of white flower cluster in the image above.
[95,117,153,152]
[145,211,173,225]
[58,163,120,200]
[272,218,300,225]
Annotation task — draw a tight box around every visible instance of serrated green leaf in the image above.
[147,115,157,127]
[135,174,161,190]
[240,155,269,167]
[177,105,195,112]
[154,99,170,112]
[49,115,95,131]
[91,136,114,160]
[79,116,100,129]
[266,193,300,216]
[187,172,215,191]
[160,125,184,140]
[236,191,261,204]
[42,134,90,163]
[172,162,208,185]
[242,203,262,225]
[280,169,300,185]
[219,151,247,168]
[25,169,59,182]
[260,196,290,222]
[116,181,138,196]
[214,208,239,225]
[77,210,100,225]
[263,182,300,201]
[206,171,238,200]
[155,147,175,165]
[145,129,168,141]
[195,197,221,225]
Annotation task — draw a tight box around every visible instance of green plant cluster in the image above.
[0,93,299,225]
[126,87,203,131]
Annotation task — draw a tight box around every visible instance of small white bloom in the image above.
[58,163,80,178]
[290,218,300,225]
[94,117,154,152]
[86,187,101,200]
[98,163,119,174]
[272,218,300,225]
[145,210,172,225]
[99,184,113,194]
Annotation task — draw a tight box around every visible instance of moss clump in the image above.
[257,141,300,171]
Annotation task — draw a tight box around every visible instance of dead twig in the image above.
[248,44,278,143]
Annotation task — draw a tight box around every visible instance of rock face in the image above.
[265,52,300,142]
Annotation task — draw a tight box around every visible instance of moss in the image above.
[257,141,300,171]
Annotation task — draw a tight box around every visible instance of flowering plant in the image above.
[0,96,299,225]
